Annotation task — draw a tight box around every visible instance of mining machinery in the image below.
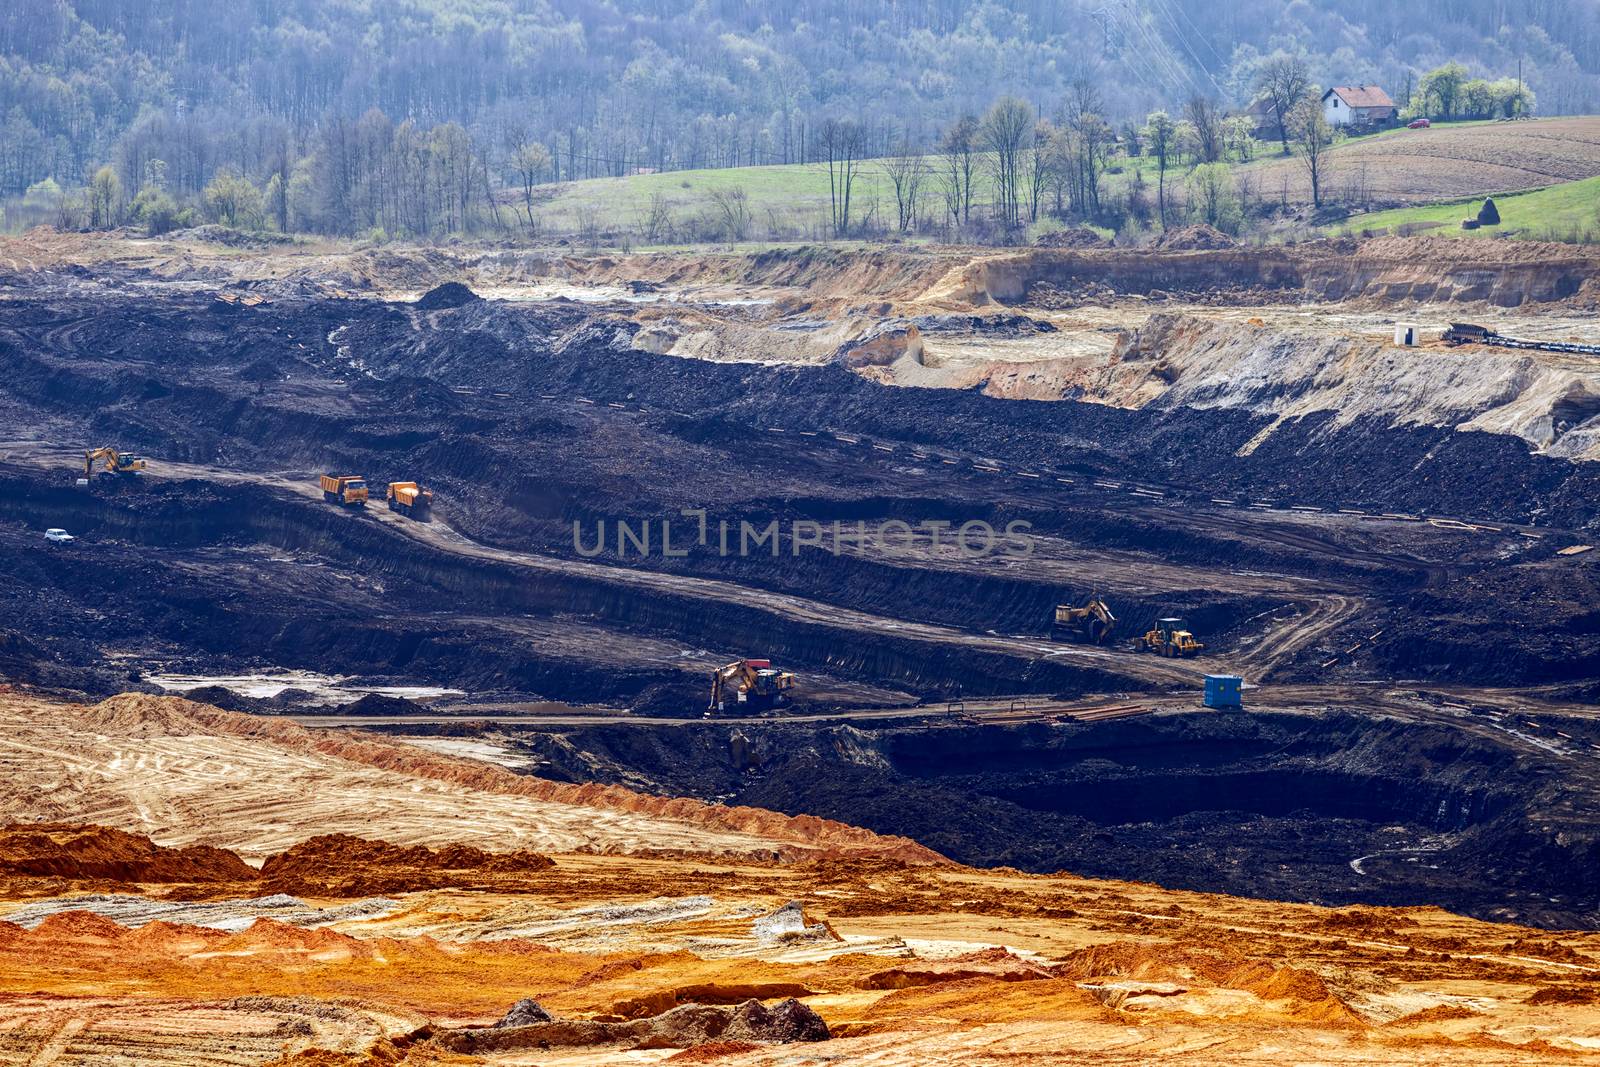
[708,659,795,714]
[83,447,145,478]
[1136,617,1204,658]
[1053,593,1116,644]
[320,474,369,506]
[386,481,433,519]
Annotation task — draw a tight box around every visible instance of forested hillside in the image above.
[1,0,1596,237]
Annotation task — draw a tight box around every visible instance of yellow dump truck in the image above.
[386,481,433,519]
[320,474,368,506]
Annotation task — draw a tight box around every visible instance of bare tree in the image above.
[1288,97,1336,209]
[938,114,978,229]
[818,118,863,237]
[981,96,1033,228]
[1142,110,1178,230]
[268,131,291,232]
[878,139,926,233]
[1184,94,1225,164]
[642,190,673,243]
[1254,54,1312,156]
[1026,119,1058,222]
[1061,77,1112,217]
[87,165,122,228]
[708,185,752,241]
[574,203,600,247]
[509,136,551,234]
[1042,124,1074,217]
[1223,116,1256,162]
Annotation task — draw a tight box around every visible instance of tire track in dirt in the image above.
[1235,594,1367,681]
[25,1015,86,1067]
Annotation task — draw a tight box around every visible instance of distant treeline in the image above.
[0,0,1593,238]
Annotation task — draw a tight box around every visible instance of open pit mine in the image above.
[2,230,1600,1064]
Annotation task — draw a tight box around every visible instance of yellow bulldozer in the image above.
[84,447,145,478]
[320,474,369,506]
[1136,617,1204,658]
[1053,593,1116,644]
[386,481,433,520]
[708,659,795,714]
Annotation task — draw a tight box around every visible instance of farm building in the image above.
[1239,97,1281,140]
[1322,85,1397,127]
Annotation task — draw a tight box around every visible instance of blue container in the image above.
[1204,674,1242,709]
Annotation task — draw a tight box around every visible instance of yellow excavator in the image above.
[708,659,795,714]
[83,447,145,478]
[1053,593,1116,644]
[1136,617,1204,658]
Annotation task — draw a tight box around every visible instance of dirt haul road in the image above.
[2,444,1454,703]
[0,442,1347,693]
[6,439,1573,700]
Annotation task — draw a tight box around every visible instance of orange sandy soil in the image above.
[0,692,1597,1064]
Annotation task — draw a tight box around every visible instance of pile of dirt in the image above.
[1393,1004,1484,1025]
[628,680,709,717]
[339,692,429,717]
[1155,224,1238,250]
[414,281,482,310]
[166,225,297,249]
[1034,227,1112,249]
[1026,279,1118,308]
[439,997,829,1053]
[258,833,554,895]
[0,824,256,883]
[834,322,923,368]
[666,1041,763,1062]
[1524,985,1600,1005]
[861,947,1053,989]
[1054,938,1360,1023]
[494,998,554,1027]
[910,312,1056,336]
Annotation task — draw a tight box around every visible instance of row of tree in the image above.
[0,83,1351,242]
[832,74,1341,241]
[1404,63,1537,121]
[20,112,508,239]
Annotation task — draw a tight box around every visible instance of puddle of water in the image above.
[399,737,532,768]
[144,670,464,705]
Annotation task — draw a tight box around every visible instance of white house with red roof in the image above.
[1321,85,1397,126]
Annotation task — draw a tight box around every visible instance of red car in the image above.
[1407,118,1431,129]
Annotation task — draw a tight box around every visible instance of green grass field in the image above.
[533,158,1120,245]
[1333,175,1600,242]
[536,161,904,239]
[530,117,1600,245]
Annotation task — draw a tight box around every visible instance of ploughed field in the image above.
[1247,115,1600,206]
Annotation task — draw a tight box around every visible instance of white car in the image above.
[44,528,75,544]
